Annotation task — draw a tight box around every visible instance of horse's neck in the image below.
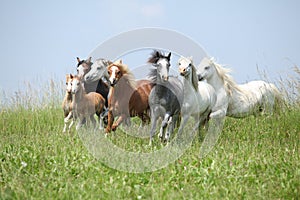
[155,78,169,94]
[84,80,98,93]
[207,73,226,92]
[65,92,72,101]
[73,87,85,104]
[183,76,196,94]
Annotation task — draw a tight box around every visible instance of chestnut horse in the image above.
[105,60,153,133]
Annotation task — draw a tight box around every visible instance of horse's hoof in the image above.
[112,125,118,131]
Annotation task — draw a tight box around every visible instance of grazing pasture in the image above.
[0,73,299,199]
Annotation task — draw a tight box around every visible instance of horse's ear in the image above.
[76,57,81,63]
[155,51,159,57]
[188,56,193,61]
[86,57,92,63]
[167,52,171,61]
[66,74,70,81]
[119,60,122,64]
[70,74,74,79]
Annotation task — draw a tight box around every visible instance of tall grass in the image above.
[0,70,299,199]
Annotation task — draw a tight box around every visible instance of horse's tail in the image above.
[271,83,286,113]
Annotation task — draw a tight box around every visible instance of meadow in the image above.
[0,74,299,199]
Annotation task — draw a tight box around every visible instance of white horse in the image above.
[178,57,217,134]
[197,57,281,118]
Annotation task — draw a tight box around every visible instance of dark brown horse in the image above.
[105,60,153,133]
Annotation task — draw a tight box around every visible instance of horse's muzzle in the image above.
[198,74,204,81]
[162,75,169,82]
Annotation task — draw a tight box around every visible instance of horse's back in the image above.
[129,79,153,114]
[86,92,105,106]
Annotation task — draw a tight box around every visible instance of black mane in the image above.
[147,50,170,64]
[77,59,92,67]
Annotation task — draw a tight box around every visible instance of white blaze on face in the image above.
[66,78,72,93]
[77,65,85,77]
[157,58,170,81]
[109,66,119,85]
[71,78,80,94]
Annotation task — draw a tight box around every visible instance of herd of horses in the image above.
[62,50,281,145]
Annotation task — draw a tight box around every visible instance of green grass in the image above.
[0,105,299,199]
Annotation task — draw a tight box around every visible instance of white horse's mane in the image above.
[210,58,243,95]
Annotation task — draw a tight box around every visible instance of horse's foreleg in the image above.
[165,116,173,143]
[149,115,157,146]
[112,114,127,131]
[105,110,114,133]
[63,111,73,133]
[177,114,190,136]
[76,116,85,130]
[160,113,170,141]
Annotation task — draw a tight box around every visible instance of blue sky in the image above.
[1,0,299,94]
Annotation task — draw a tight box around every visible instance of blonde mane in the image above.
[108,61,137,89]
[209,58,242,95]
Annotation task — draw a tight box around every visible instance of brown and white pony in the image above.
[62,74,74,133]
[70,74,106,130]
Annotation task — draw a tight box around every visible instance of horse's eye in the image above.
[117,71,121,75]
[189,63,192,67]
[178,63,181,66]
[205,66,210,70]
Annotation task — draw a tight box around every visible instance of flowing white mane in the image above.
[209,58,242,96]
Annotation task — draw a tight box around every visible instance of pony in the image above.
[147,50,184,144]
[177,57,217,135]
[62,74,74,133]
[105,60,153,133]
[197,57,281,118]
[70,74,106,130]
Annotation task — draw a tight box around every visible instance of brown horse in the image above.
[70,74,106,130]
[105,60,153,133]
[62,74,74,133]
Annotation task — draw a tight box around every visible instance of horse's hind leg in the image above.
[89,115,97,129]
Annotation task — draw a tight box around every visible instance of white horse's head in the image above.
[154,52,171,82]
[197,57,216,81]
[178,56,193,77]
[76,57,92,77]
[84,58,112,84]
